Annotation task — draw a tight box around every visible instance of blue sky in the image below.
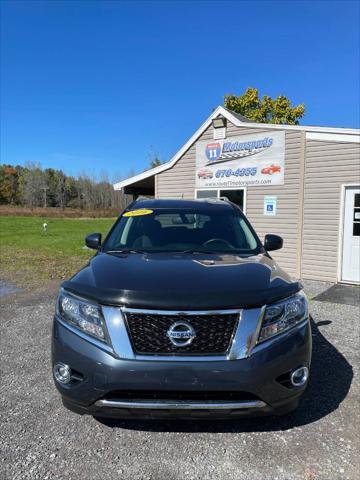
[1,0,359,180]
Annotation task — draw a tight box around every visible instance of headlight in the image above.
[258,291,308,343]
[57,290,108,343]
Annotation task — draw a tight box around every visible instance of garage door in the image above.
[341,186,360,283]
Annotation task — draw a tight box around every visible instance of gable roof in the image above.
[222,106,252,123]
[114,105,360,191]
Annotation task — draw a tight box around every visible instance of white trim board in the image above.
[337,183,360,284]
[306,132,360,143]
[114,105,360,191]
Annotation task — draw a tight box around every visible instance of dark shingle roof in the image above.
[222,106,252,123]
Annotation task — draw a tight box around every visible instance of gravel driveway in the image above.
[0,281,359,480]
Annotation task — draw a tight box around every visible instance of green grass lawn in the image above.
[0,216,115,289]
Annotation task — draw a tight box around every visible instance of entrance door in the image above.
[195,189,245,212]
[341,186,360,283]
[220,189,244,211]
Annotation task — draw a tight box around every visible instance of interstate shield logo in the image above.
[205,143,221,162]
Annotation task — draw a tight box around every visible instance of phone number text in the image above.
[215,167,257,178]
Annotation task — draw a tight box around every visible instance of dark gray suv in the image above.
[52,198,311,419]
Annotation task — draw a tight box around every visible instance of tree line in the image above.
[0,163,129,210]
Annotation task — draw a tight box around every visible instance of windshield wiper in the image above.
[105,249,224,255]
[175,250,218,254]
[104,249,147,255]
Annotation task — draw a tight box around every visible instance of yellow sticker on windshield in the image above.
[123,209,154,217]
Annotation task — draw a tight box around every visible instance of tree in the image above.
[0,165,20,204]
[21,162,47,207]
[145,146,164,171]
[149,157,162,168]
[44,168,59,207]
[55,170,67,209]
[224,87,305,125]
[0,162,130,210]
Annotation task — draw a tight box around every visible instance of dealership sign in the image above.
[195,131,285,188]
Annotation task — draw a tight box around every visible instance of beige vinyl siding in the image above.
[156,122,303,277]
[156,143,196,199]
[246,131,304,277]
[200,123,272,140]
[302,140,360,282]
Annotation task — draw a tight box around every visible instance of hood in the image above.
[62,251,302,310]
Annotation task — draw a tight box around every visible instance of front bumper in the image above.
[52,316,312,419]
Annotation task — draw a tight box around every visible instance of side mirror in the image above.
[264,234,283,252]
[85,232,101,250]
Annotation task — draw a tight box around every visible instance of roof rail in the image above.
[218,196,230,202]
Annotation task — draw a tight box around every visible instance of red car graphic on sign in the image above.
[261,164,281,175]
[198,168,214,179]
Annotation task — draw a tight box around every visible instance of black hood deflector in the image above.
[62,252,302,310]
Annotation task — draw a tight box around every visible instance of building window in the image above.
[195,188,245,212]
[354,193,360,236]
[196,190,218,199]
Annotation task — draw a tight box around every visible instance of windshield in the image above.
[103,208,261,254]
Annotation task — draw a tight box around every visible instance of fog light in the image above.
[53,363,72,384]
[290,366,309,387]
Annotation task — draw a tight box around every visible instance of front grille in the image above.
[104,390,259,401]
[124,311,239,355]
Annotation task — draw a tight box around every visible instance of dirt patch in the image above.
[0,278,61,307]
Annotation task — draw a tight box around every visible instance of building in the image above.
[114,106,360,284]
